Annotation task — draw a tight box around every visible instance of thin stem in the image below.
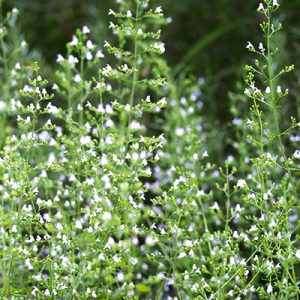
[128,2,140,125]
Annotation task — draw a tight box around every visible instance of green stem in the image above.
[128,2,140,125]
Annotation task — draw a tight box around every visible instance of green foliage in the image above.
[0,0,300,299]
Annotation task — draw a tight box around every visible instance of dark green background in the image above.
[4,0,300,123]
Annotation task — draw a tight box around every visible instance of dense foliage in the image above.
[0,0,300,299]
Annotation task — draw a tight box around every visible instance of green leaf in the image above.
[136,283,151,293]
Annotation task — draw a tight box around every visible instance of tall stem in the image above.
[128,2,140,125]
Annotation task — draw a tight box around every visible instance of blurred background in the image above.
[3,0,300,135]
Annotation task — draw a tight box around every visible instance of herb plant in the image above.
[0,0,299,299]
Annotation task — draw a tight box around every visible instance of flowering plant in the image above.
[0,0,299,299]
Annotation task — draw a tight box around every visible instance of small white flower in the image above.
[258,42,265,52]
[68,55,79,65]
[56,223,63,231]
[15,62,21,70]
[265,86,271,94]
[293,150,300,159]
[267,283,273,294]
[235,204,242,212]
[86,40,94,49]
[273,0,279,7]
[52,83,58,90]
[80,135,91,145]
[82,25,90,34]
[74,74,81,83]
[75,220,82,229]
[277,85,282,93]
[116,272,124,282]
[153,42,165,53]
[175,128,184,137]
[56,54,64,63]
[202,151,209,157]
[85,51,93,60]
[237,179,247,188]
[257,3,264,11]
[47,102,59,114]
[211,202,220,210]
[96,50,104,58]
[295,249,300,259]
[249,225,258,232]
[145,235,155,246]
[102,211,112,221]
[246,41,254,50]
[155,6,163,13]
[70,36,78,46]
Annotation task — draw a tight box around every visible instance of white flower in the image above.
[68,55,79,65]
[153,42,165,53]
[246,41,254,50]
[80,135,91,145]
[273,0,279,7]
[75,220,82,229]
[293,150,300,159]
[102,211,112,221]
[175,128,184,137]
[155,6,163,13]
[158,97,167,106]
[249,225,258,232]
[47,102,59,114]
[86,40,94,49]
[267,283,273,294]
[51,83,58,91]
[56,54,64,63]
[116,272,124,282]
[74,74,81,83]
[295,249,300,259]
[85,51,93,60]
[70,36,78,46]
[82,25,90,34]
[277,85,282,93]
[96,50,104,58]
[211,202,220,210]
[145,235,155,246]
[0,100,5,110]
[257,3,264,11]
[258,42,265,52]
[265,86,271,94]
[237,179,247,188]
[56,223,63,231]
